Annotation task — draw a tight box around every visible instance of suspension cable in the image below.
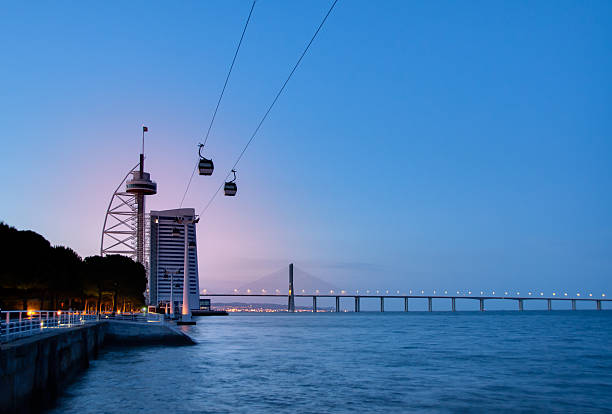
[199,0,339,217]
[180,0,257,208]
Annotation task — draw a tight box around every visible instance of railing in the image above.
[0,311,100,343]
[0,311,166,343]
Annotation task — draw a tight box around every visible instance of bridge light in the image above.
[377,290,380,294]
[57,310,62,316]
[433,290,436,294]
[468,291,472,295]
[589,293,592,297]
[247,289,251,293]
[603,294,606,297]
[409,290,412,294]
[356,290,359,294]
[366,290,370,294]
[480,291,483,295]
[553,292,556,296]
[577,293,580,297]
[516,292,520,295]
[540,292,544,296]
[492,291,495,295]
[262,289,266,293]
[276,289,280,293]
[302,289,305,293]
[564,293,568,296]
[396,290,400,294]
[316,290,319,294]
[504,292,508,295]
[234,289,238,293]
[444,290,448,294]
[341,290,346,294]
[330,290,334,294]
[386,290,389,294]
[421,290,424,294]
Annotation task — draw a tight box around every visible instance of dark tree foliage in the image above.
[0,222,146,311]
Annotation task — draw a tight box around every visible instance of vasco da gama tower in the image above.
[101,127,199,309]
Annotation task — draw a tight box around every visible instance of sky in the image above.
[0,0,611,296]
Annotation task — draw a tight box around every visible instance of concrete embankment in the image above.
[0,320,195,414]
[105,320,196,346]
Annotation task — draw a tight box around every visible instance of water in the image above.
[50,311,612,413]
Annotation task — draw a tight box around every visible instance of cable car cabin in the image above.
[198,158,214,176]
[224,182,237,196]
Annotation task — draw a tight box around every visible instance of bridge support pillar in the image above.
[597,300,602,311]
[572,299,576,311]
[404,297,408,312]
[547,299,552,311]
[380,297,384,312]
[518,299,524,311]
[355,297,360,312]
[335,296,340,312]
[312,296,317,313]
[451,297,456,312]
[479,299,484,312]
[428,297,432,312]
[288,263,295,313]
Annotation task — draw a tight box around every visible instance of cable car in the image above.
[224,169,238,196]
[198,143,214,176]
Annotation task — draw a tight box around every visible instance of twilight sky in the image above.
[1,0,611,295]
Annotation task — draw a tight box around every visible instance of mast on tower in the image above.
[125,126,157,265]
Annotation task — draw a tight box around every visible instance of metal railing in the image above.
[0,311,166,343]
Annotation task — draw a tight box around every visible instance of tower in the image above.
[288,263,295,312]
[125,126,157,265]
[101,126,157,303]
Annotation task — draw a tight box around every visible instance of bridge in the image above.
[200,264,610,312]
[200,293,610,312]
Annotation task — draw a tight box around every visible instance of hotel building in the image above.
[149,208,200,310]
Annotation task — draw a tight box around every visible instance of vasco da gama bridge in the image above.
[201,264,611,313]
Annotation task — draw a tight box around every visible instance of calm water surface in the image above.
[50,311,612,413]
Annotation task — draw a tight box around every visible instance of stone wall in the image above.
[0,322,106,414]
[0,319,194,413]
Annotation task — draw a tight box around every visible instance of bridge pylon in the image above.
[288,263,295,312]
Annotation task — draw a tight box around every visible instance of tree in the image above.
[0,221,147,312]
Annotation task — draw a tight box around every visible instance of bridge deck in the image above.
[201,293,609,301]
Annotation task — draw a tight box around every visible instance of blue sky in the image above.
[0,0,610,295]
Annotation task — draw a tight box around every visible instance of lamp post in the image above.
[175,215,199,325]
